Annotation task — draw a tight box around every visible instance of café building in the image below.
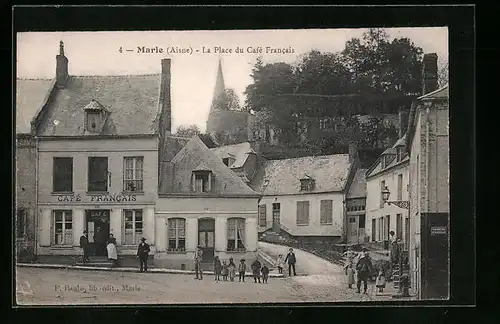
[32,42,172,261]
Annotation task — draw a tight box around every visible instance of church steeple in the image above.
[210,59,226,112]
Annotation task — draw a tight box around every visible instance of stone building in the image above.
[16,78,54,261]
[30,42,171,262]
[406,53,449,299]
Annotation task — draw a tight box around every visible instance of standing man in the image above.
[94,226,106,256]
[355,248,373,294]
[79,230,90,263]
[136,237,150,273]
[194,246,203,280]
[284,248,297,276]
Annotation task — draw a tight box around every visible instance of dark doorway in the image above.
[198,218,215,262]
[86,210,110,256]
[272,203,281,232]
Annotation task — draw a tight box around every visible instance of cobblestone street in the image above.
[16,265,395,305]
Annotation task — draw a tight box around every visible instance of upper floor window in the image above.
[380,180,386,207]
[192,170,212,193]
[123,209,143,245]
[396,147,404,162]
[227,217,246,251]
[88,157,108,192]
[300,178,315,191]
[124,157,144,192]
[258,205,267,227]
[83,99,108,133]
[54,210,72,245]
[381,156,387,169]
[320,200,333,225]
[168,218,186,252]
[53,157,73,192]
[86,111,101,132]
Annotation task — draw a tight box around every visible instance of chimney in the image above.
[422,53,438,95]
[55,41,69,88]
[348,142,358,164]
[160,58,172,134]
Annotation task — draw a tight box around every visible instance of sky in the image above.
[17,28,448,133]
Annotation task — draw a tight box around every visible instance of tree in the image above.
[212,88,243,111]
[174,124,201,138]
[438,59,448,87]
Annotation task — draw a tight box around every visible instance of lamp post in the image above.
[380,186,411,298]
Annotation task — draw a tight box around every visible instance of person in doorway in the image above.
[93,226,107,256]
[238,259,246,282]
[214,256,222,282]
[346,263,355,289]
[228,257,237,282]
[251,257,262,283]
[284,248,297,276]
[137,237,150,273]
[79,230,90,263]
[261,264,270,284]
[108,233,115,245]
[275,254,284,274]
[355,248,373,294]
[107,237,118,268]
[193,246,203,280]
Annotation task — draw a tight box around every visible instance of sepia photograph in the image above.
[15,27,449,305]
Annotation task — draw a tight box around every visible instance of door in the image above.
[272,203,281,232]
[86,210,110,256]
[396,214,403,240]
[198,218,215,262]
[371,219,376,242]
[347,216,359,243]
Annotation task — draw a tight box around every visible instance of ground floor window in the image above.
[123,209,143,245]
[54,210,72,245]
[227,218,245,251]
[17,209,27,238]
[168,218,186,252]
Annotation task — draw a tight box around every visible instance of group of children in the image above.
[213,256,270,283]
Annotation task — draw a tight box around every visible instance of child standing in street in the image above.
[222,260,229,281]
[375,270,386,294]
[261,264,270,284]
[238,259,246,282]
[275,254,284,274]
[214,256,222,282]
[346,264,355,289]
[228,257,237,282]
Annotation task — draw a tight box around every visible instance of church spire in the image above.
[210,59,226,112]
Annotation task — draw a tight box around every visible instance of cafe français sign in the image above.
[56,193,137,203]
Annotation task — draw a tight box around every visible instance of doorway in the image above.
[198,218,215,262]
[86,210,110,257]
[347,216,359,243]
[272,203,281,232]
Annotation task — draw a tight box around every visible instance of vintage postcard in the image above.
[15,27,449,305]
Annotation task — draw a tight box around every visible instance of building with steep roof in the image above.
[29,41,172,262]
[365,133,410,248]
[156,136,260,268]
[345,168,368,244]
[16,78,54,261]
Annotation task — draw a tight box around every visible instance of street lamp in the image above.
[381,186,391,203]
[381,186,410,210]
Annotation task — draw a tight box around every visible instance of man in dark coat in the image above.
[356,248,373,294]
[137,237,150,273]
[79,230,90,263]
[93,226,107,256]
[284,248,297,276]
[251,257,262,283]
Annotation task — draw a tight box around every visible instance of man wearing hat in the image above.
[193,246,203,280]
[136,237,151,273]
[79,230,90,263]
[355,248,373,294]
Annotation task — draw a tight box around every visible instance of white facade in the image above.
[258,192,344,238]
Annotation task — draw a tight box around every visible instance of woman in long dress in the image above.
[107,238,118,268]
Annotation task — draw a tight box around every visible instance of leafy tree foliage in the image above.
[213,88,243,112]
[174,124,201,138]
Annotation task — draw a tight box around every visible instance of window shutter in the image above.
[191,173,195,192]
[121,211,125,245]
[39,210,52,246]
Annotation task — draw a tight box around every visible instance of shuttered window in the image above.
[167,218,186,251]
[227,218,245,251]
[88,157,108,192]
[296,201,310,225]
[123,210,143,245]
[53,157,73,192]
[53,210,72,245]
[320,200,333,225]
[258,205,267,227]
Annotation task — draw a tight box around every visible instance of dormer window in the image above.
[192,170,212,193]
[83,99,108,133]
[381,156,387,169]
[300,176,315,191]
[396,146,404,162]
